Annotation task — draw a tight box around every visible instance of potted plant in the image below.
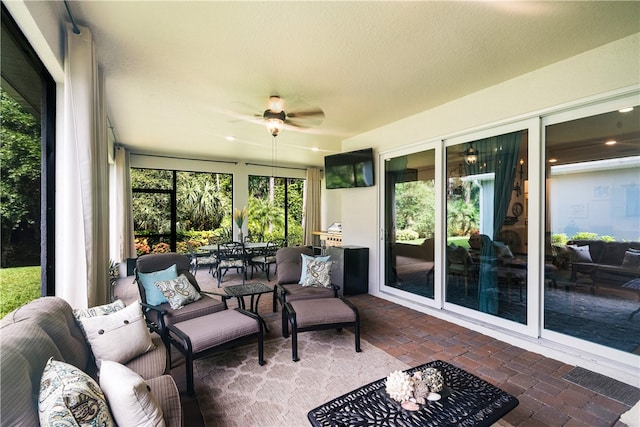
[233,206,247,242]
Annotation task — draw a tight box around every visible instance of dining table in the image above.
[199,241,269,252]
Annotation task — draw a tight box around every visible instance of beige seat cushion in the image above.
[289,298,356,328]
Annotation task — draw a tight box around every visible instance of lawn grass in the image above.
[398,236,470,248]
[0,266,41,318]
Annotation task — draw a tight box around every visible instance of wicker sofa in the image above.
[0,296,182,426]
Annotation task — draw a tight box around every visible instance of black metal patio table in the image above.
[307,360,518,427]
[210,282,273,313]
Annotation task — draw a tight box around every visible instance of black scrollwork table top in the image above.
[307,360,518,427]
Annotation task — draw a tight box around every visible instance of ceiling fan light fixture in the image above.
[464,144,478,165]
[263,109,286,136]
[268,96,284,113]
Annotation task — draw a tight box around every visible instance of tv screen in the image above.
[325,148,375,189]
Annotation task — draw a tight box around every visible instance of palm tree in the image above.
[248,197,284,241]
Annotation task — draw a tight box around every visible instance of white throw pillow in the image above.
[77,301,155,369]
[38,358,114,427]
[154,274,202,310]
[99,360,165,427]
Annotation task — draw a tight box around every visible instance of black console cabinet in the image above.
[327,246,369,296]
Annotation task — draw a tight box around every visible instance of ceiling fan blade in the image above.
[286,108,325,120]
[285,120,311,129]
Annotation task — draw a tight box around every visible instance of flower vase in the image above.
[238,230,243,242]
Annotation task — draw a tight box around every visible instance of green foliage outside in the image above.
[0,89,41,267]
[394,180,436,241]
[248,175,304,244]
[0,266,40,318]
[394,178,481,243]
[552,232,622,245]
[131,170,305,254]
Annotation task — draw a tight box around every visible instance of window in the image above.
[1,5,56,302]
[543,103,640,354]
[248,175,305,245]
[131,168,232,254]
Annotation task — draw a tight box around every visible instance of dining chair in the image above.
[215,241,246,287]
[248,241,279,281]
[186,242,217,276]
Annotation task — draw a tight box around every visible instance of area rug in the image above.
[193,329,409,427]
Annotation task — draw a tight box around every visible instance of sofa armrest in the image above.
[147,375,182,427]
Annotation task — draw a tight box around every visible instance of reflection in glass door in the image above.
[384,150,436,299]
[445,130,529,324]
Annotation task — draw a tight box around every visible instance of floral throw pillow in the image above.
[72,299,126,320]
[298,254,331,284]
[154,274,202,310]
[38,358,114,427]
[302,258,333,288]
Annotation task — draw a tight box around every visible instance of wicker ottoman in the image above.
[284,296,360,362]
[167,308,265,395]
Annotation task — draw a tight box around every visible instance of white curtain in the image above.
[57,24,110,308]
[303,167,322,246]
[113,146,136,262]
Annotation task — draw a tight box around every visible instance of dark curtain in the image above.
[465,131,522,314]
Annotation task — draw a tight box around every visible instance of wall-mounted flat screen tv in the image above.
[324,148,375,189]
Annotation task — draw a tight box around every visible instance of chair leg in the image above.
[258,326,265,366]
[290,312,298,362]
[354,318,361,353]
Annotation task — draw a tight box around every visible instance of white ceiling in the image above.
[62,1,639,167]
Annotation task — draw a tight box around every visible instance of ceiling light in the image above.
[463,143,478,165]
[226,136,236,141]
[263,110,286,136]
[549,158,557,163]
[605,140,617,145]
[619,107,634,113]
[312,147,319,152]
[268,96,284,113]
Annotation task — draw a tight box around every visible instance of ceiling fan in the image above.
[260,96,325,137]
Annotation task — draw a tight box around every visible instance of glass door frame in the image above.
[443,118,539,338]
[540,92,640,369]
[378,140,444,310]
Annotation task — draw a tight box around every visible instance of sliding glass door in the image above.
[543,101,640,355]
[445,130,529,324]
[383,149,436,299]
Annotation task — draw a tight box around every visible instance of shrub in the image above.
[151,242,170,253]
[571,232,597,240]
[135,238,150,255]
[551,233,568,246]
[396,229,419,241]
